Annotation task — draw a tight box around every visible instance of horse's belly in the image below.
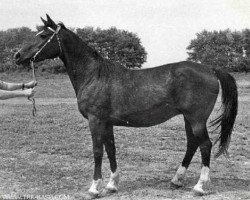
[112,104,180,127]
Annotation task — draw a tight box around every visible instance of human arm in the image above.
[24,80,37,89]
[0,88,35,100]
[0,80,23,91]
[0,80,37,91]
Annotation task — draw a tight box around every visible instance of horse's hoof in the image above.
[193,188,214,196]
[101,188,118,197]
[193,187,208,196]
[193,190,205,196]
[170,181,183,189]
[75,192,99,200]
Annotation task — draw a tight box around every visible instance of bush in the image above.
[39,59,66,74]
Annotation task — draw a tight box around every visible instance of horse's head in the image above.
[15,14,63,65]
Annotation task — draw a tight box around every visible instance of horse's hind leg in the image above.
[171,117,212,194]
[171,117,199,187]
[189,120,212,195]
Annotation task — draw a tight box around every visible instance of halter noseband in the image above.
[31,25,62,62]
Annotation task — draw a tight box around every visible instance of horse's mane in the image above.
[65,25,103,60]
[97,57,128,79]
[64,25,128,77]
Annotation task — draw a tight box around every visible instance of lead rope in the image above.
[27,25,62,116]
[28,60,37,116]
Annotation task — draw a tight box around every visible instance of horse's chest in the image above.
[77,101,88,118]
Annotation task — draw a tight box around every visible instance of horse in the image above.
[15,15,238,198]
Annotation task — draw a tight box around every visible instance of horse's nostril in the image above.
[14,52,21,60]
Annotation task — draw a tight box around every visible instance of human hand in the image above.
[24,80,37,89]
[24,88,36,98]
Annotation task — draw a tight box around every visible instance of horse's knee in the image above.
[94,148,103,156]
[105,139,116,155]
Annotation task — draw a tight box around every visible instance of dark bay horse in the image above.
[15,15,238,197]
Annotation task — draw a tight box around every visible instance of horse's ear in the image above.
[46,14,57,29]
[40,17,47,26]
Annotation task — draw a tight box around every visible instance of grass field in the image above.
[0,71,249,200]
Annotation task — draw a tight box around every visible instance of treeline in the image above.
[187,29,250,72]
[0,26,147,72]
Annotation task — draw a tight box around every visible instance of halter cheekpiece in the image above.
[31,25,62,62]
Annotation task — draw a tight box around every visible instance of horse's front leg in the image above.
[88,114,106,196]
[103,124,119,193]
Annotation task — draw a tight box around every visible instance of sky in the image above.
[0,0,250,68]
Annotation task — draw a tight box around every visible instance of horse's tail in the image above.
[211,68,238,158]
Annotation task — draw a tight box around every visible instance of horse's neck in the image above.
[60,38,100,94]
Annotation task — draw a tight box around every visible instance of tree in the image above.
[76,27,147,68]
[187,29,250,72]
[0,27,35,65]
[242,29,250,57]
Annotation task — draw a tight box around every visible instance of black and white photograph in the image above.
[0,0,249,199]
